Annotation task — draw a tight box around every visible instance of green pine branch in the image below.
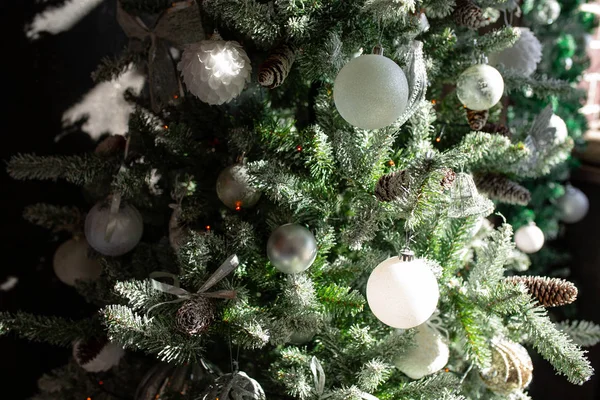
[556,320,600,348]
[23,203,83,233]
[317,283,366,317]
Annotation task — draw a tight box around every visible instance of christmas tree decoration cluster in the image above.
[4,0,600,399]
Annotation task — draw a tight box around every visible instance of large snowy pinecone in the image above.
[474,173,531,206]
[453,0,491,29]
[505,276,578,307]
[178,33,251,105]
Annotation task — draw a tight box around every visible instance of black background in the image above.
[0,0,598,398]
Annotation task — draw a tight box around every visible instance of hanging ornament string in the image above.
[146,254,239,315]
[105,136,131,243]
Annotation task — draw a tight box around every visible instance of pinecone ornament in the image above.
[375,170,410,201]
[483,122,512,138]
[466,108,489,131]
[505,276,578,307]
[73,337,125,372]
[481,338,533,393]
[258,44,296,89]
[474,173,531,206]
[175,297,217,335]
[453,0,491,29]
[178,33,251,105]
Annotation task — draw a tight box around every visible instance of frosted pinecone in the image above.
[178,33,251,105]
[505,276,578,307]
[474,173,531,206]
[453,0,491,29]
[489,27,542,77]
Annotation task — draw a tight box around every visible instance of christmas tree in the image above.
[3,0,600,399]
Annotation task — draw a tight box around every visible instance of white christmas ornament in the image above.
[532,0,561,25]
[515,224,545,254]
[366,252,439,329]
[333,47,409,130]
[394,323,449,379]
[178,33,251,105]
[85,200,143,256]
[73,339,125,372]
[489,28,542,77]
[548,114,568,144]
[557,186,589,224]
[53,237,102,286]
[456,64,504,111]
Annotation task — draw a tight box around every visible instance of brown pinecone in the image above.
[441,168,456,190]
[466,108,489,131]
[175,297,216,335]
[474,173,531,206]
[505,276,578,307]
[375,169,410,201]
[95,135,126,156]
[258,44,296,89]
[453,0,491,29]
[482,123,512,138]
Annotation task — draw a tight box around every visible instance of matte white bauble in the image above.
[85,201,144,256]
[489,28,542,77]
[557,186,589,224]
[394,324,449,379]
[53,238,102,286]
[333,53,409,130]
[366,254,439,329]
[514,224,545,254]
[456,64,504,111]
[548,114,568,144]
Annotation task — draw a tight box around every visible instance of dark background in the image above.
[0,0,598,398]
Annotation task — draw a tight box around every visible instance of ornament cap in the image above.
[372,44,384,56]
[400,249,415,262]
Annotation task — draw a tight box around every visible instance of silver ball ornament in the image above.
[394,323,449,379]
[514,224,545,254]
[557,186,589,224]
[267,224,317,274]
[456,64,504,111]
[334,53,409,130]
[216,164,261,210]
[84,201,143,256]
[489,28,542,77]
[53,237,102,286]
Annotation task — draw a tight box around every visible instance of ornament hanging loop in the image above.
[400,249,415,262]
[372,44,384,56]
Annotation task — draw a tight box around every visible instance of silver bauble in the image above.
[394,323,449,379]
[53,237,102,286]
[489,27,542,77]
[216,164,261,210]
[267,223,317,274]
[84,201,143,256]
[333,53,409,130]
[456,64,504,111]
[557,186,589,224]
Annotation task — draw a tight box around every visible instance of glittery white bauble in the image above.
[548,114,568,144]
[456,64,504,111]
[178,34,251,105]
[366,255,439,329]
[216,164,261,210]
[73,338,125,372]
[334,54,409,130]
[489,28,542,77]
[514,224,545,254]
[85,201,143,256]
[394,324,449,379]
[531,0,561,25]
[53,238,102,286]
[267,224,318,274]
[557,186,589,224]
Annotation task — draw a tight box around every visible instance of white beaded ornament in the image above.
[85,200,144,256]
[514,224,545,254]
[557,185,589,224]
[366,252,439,329]
[489,27,542,77]
[456,64,504,111]
[73,339,125,372]
[394,323,449,379]
[334,47,409,130]
[53,238,102,286]
[178,33,251,105]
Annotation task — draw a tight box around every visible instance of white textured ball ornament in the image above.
[216,164,261,210]
[85,201,143,256]
[333,50,409,130]
[267,224,318,274]
[366,253,439,329]
[557,186,589,224]
[514,224,545,254]
[456,64,504,111]
[394,323,449,379]
[73,338,125,372]
[548,114,568,144]
[178,33,251,105]
[53,238,102,286]
[489,28,542,77]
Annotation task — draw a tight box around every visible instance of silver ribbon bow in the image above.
[147,254,239,315]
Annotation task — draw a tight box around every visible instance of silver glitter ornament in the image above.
[481,339,533,393]
[216,164,261,210]
[267,223,318,274]
[85,200,143,256]
[557,185,589,224]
